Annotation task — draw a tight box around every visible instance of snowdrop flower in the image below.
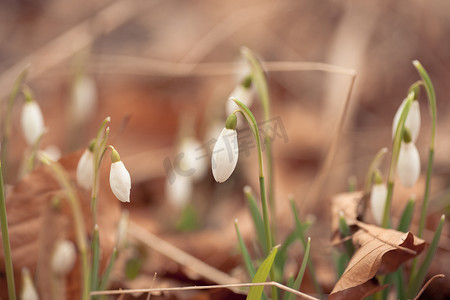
[51,240,77,276]
[72,75,97,125]
[179,137,207,181]
[211,113,238,183]
[76,142,94,190]
[109,147,131,203]
[392,99,421,142]
[21,89,45,146]
[21,268,39,300]
[226,75,254,116]
[370,171,387,225]
[397,130,420,188]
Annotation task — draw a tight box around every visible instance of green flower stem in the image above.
[413,61,437,239]
[91,117,111,225]
[232,98,277,300]
[381,93,414,228]
[1,67,29,179]
[90,225,100,291]
[41,156,90,300]
[241,47,276,235]
[0,162,16,300]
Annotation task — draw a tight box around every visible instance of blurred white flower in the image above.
[211,128,238,183]
[51,240,77,276]
[179,137,207,181]
[226,85,254,116]
[165,174,193,208]
[370,182,387,225]
[392,99,421,142]
[42,145,61,162]
[76,148,94,190]
[116,210,129,250]
[21,268,39,300]
[109,148,131,203]
[72,75,97,125]
[397,142,420,188]
[21,100,45,146]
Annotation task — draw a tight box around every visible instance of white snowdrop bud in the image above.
[21,91,45,146]
[76,143,94,190]
[392,99,421,143]
[109,147,131,203]
[211,114,238,183]
[370,183,388,225]
[165,174,193,208]
[21,268,39,300]
[397,141,420,188]
[51,240,77,276]
[72,75,97,125]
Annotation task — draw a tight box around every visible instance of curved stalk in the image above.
[413,61,437,238]
[40,155,90,300]
[231,97,277,300]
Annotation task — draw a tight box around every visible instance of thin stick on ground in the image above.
[128,221,240,286]
[90,281,320,300]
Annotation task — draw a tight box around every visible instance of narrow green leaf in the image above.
[408,215,445,298]
[273,229,298,281]
[397,197,415,232]
[245,186,268,255]
[395,267,406,300]
[91,225,100,291]
[283,276,295,300]
[235,220,256,279]
[247,247,278,300]
[287,238,311,300]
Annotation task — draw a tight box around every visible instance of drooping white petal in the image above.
[21,268,39,300]
[211,128,239,183]
[165,175,193,208]
[76,149,94,190]
[370,183,388,225]
[397,142,421,188]
[21,101,45,146]
[392,99,421,142]
[109,161,131,202]
[226,85,254,116]
[72,76,97,125]
[51,240,77,276]
[179,137,207,181]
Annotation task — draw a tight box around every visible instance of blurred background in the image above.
[0,0,449,299]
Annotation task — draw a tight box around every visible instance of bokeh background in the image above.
[0,0,449,299]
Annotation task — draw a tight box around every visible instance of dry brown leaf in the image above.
[330,222,425,300]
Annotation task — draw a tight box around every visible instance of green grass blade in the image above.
[247,247,278,300]
[339,212,355,257]
[98,247,118,300]
[283,276,295,300]
[235,220,256,279]
[273,230,298,281]
[244,186,268,255]
[287,237,311,300]
[290,198,323,296]
[397,197,415,232]
[408,215,445,298]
